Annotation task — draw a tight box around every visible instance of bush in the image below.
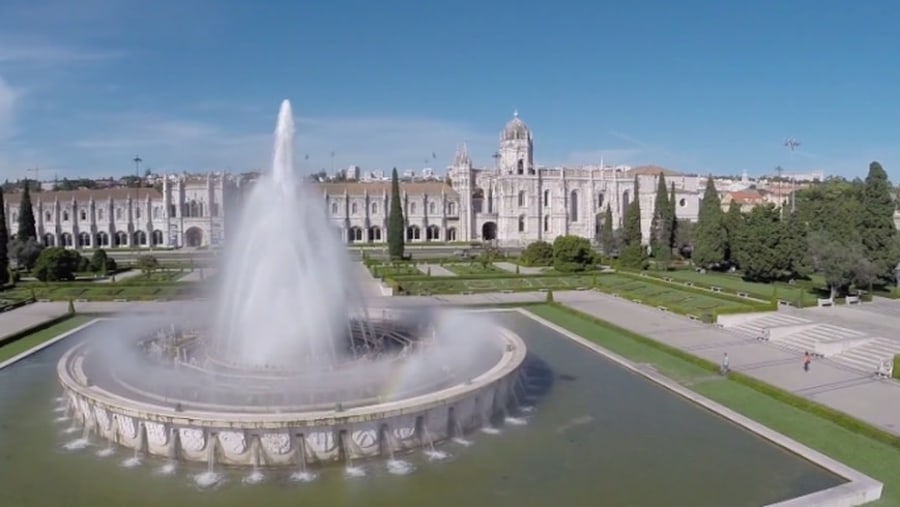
[546,289,554,302]
[32,247,83,282]
[894,355,899,380]
[90,249,117,275]
[521,240,553,267]
[552,235,593,273]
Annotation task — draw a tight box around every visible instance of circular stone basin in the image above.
[57,322,527,468]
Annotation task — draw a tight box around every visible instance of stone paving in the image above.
[0,302,71,338]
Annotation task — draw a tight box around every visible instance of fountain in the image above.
[56,100,527,469]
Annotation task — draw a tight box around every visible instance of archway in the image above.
[185,227,203,248]
[481,221,497,241]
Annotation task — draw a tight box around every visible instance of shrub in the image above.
[552,235,593,272]
[894,354,899,380]
[546,289,554,302]
[32,247,83,282]
[521,240,553,267]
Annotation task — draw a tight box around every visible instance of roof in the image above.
[624,165,682,177]
[4,187,162,205]
[501,111,530,141]
[727,190,763,203]
[315,181,458,197]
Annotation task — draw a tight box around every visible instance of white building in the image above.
[323,112,703,245]
[3,173,238,249]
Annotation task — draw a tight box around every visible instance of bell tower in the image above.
[497,110,534,175]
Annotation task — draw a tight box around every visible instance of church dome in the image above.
[502,111,530,141]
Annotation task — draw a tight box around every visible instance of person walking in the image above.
[803,352,811,372]
[720,352,730,377]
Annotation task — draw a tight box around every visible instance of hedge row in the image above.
[615,271,773,308]
[544,302,900,452]
[894,355,899,380]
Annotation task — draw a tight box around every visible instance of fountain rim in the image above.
[57,327,527,428]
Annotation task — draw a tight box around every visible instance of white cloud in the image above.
[67,110,498,176]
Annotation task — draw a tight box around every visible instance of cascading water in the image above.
[211,100,364,369]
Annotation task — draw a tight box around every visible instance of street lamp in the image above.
[783,138,800,215]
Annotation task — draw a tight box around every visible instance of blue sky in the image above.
[1,0,899,180]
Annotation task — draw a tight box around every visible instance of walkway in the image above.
[416,264,457,277]
[494,262,544,275]
[0,302,70,339]
[553,290,900,436]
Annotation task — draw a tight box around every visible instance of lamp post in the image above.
[783,138,800,215]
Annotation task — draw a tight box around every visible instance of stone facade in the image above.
[325,112,702,246]
[2,174,238,249]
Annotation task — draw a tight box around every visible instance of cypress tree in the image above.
[619,175,645,268]
[0,189,8,285]
[387,168,405,260]
[650,173,671,262]
[17,179,37,240]
[600,204,615,257]
[692,176,726,269]
[668,181,678,250]
[858,161,897,282]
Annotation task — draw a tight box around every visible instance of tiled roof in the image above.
[624,165,683,177]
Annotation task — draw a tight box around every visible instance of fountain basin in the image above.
[57,327,527,467]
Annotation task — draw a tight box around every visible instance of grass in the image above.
[370,264,422,278]
[528,304,900,506]
[648,269,819,306]
[442,263,504,275]
[1,283,199,301]
[0,315,95,363]
[394,275,596,295]
[596,274,758,314]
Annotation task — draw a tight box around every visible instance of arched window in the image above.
[368,226,382,242]
[447,202,456,215]
[371,202,378,214]
[78,232,91,247]
[622,190,630,213]
[543,189,550,207]
[597,193,605,208]
[62,210,69,222]
[518,191,526,207]
[97,232,109,246]
[351,202,358,215]
[45,211,52,222]
[518,215,526,232]
[80,209,87,221]
[569,190,579,222]
[349,226,364,242]
[429,201,436,214]
[406,225,421,241]
[410,202,417,215]
[331,202,338,215]
[447,227,457,241]
[152,230,164,246]
[543,215,550,232]
[517,159,525,175]
[426,225,440,241]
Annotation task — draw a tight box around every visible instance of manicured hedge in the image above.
[894,355,899,380]
[545,302,900,452]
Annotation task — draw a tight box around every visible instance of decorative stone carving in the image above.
[218,431,246,454]
[94,406,110,430]
[145,422,167,446]
[78,398,92,421]
[116,414,136,439]
[393,426,415,440]
[305,431,335,455]
[261,433,291,455]
[179,428,205,451]
[351,429,378,451]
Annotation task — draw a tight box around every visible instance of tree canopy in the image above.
[387,168,405,260]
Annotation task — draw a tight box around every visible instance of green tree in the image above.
[90,248,117,276]
[779,210,811,279]
[674,218,694,258]
[649,174,672,268]
[0,188,8,285]
[599,204,615,257]
[17,179,37,240]
[9,238,43,270]
[723,201,744,266]
[668,181,678,251]
[32,247,83,282]
[619,176,645,268]
[858,161,897,283]
[552,235,593,272]
[135,255,160,277]
[807,230,866,299]
[520,240,553,266]
[736,205,784,282]
[387,168,405,260]
[692,176,726,268]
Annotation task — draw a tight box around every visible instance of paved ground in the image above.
[0,302,71,338]
[178,268,216,282]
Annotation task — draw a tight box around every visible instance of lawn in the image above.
[442,263,504,275]
[1,283,198,301]
[0,315,95,363]
[370,264,422,278]
[596,274,758,315]
[648,269,819,306]
[528,304,900,506]
[394,275,596,295]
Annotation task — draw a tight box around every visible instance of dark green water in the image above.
[0,313,841,507]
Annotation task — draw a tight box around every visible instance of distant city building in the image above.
[3,174,238,249]
[323,112,704,246]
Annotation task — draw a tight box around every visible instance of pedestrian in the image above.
[803,352,811,372]
[720,352,730,377]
